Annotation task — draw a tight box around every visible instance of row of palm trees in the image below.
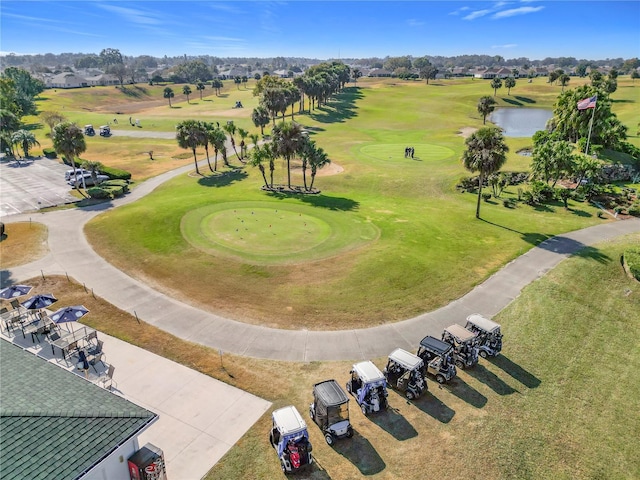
[163,79,225,107]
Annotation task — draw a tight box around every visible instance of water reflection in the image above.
[490,108,553,137]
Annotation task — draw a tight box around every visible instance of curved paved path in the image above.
[2,160,639,361]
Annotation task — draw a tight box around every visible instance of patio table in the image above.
[21,316,55,342]
[49,326,97,360]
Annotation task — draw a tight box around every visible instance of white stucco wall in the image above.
[81,437,139,480]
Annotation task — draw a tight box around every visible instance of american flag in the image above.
[577,95,597,110]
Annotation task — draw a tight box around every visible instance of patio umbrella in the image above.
[50,305,89,324]
[21,293,58,311]
[0,285,33,299]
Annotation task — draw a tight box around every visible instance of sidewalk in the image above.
[0,323,271,480]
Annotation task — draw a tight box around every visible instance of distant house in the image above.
[85,73,120,86]
[45,73,88,89]
[367,68,393,77]
[0,340,158,480]
[450,67,470,77]
[474,67,514,79]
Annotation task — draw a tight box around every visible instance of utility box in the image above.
[128,443,167,480]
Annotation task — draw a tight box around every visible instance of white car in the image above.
[65,168,90,181]
[68,173,109,187]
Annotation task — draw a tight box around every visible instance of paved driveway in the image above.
[0,156,76,217]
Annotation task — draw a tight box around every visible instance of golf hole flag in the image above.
[577,95,597,110]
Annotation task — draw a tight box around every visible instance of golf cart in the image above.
[269,406,313,473]
[346,361,388,415]
[442,324,479,369]
[99,125,111,137]
[384,348,427,400]
[416,336,457,384]
[309,379,353,445]
[465,314,503,358]
[84,124,95,136]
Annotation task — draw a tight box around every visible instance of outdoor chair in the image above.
[98,365,117,390]
[89,352,106,373]
[87,340,103,357]
[86,330,98,345]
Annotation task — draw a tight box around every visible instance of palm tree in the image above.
[504,77,516,95]
[351,68,362,85]
[196,81,206,100]
[559,74,570,92]
[183,85,192,103]
[252,106,271,135]
[308,145,331,192]
[163,87,174,107]
[477,96,497,125]
[461,127,509,218]
[234,76,242,89]
[490,77,502,97]
[11,129,40,158]
[237,127,249,159]
[52,122,86,180]
[208,127,227,170]
[222,121,239,160]
[272,121,305,189]
[249,133,260,148]
[199,121,215,172]
[247,144,270,188]
[176,119,205,175]
[40,111,66,136]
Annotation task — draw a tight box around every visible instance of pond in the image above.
[490,108,553,137]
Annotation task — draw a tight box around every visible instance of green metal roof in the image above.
[0,339,157,480]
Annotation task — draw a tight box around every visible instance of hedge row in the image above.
[87,180,130,200]
[624,248,640,281]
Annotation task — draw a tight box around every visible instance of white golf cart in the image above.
[442,324,479,369]
[269,406,313,473]
[465,314,503,358]
[384,348,427,400]
[346,361,388,415]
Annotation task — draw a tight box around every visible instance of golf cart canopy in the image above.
[314,380,349,407]
[388,348,424,371]
[352,361,385,383]
[466,314,501,334]
[444,324,477,343]
[419,336,453,356]
[272,406,309,457]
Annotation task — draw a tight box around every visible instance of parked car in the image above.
[309,379,353,445]
[442,324,479,369]
[68,173,109,187]
[346,361,388,415]
[416,336,457,384]
[383,348,427,400]
[84,124,95,136]
[65,168,89,181]
[269,406,313,473]
[465,314,503,358]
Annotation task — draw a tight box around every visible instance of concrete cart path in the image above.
[2,161,639,361]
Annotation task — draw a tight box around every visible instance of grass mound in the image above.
[181,201,379,265]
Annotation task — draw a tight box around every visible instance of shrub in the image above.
[86,187,111,199]
[624,248,640,281]
[628,204,640,217]
[100,166,132,180]
[482,192,492,202]
[101,179,129,193]
[503,198,515,208]
[42,148,57,159]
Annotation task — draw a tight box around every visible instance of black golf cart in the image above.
[269,406,313,473]
[384,348,427,400]
[465,314,503,358]
[346,361,388,415]
[416,336,457,384]
[84,124,95,136]
[309,379,353,445]
[99,125,111,137]
[442,324,479,369]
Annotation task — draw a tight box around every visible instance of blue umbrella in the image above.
[50,305,89,324]
[0,285,33,299]
[21,293,58,310]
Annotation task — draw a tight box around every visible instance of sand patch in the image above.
[457,127,478,138]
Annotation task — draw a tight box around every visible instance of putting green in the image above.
[359,143,455,163]
[181,201,379,265]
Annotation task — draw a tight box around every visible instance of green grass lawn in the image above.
[77,77,640,329]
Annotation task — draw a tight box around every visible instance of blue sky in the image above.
[1,1,639,60]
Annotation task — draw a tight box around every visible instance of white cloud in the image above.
[492,6,545,18]
[407,19,425,27]
[491,44,518,49]
[449,6,470,16]
[97,4,163,26]
[463,9,492,20]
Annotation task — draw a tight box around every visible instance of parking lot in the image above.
[0,156,77,217]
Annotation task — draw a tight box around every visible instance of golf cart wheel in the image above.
[280,459,287,473]
[324,433,334,446]
[455,360,465,370]
[405,390,415,400]
[436,374,446,384]
[361,404,368,415]
[346,382,351,393]
[346,427,354,438]
[479,350,488,359]
[269,431,275,447]
[309,406,314,420]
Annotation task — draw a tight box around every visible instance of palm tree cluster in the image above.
[175,120,232,175]
[251,62,351,128]
[248,121,330,193]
